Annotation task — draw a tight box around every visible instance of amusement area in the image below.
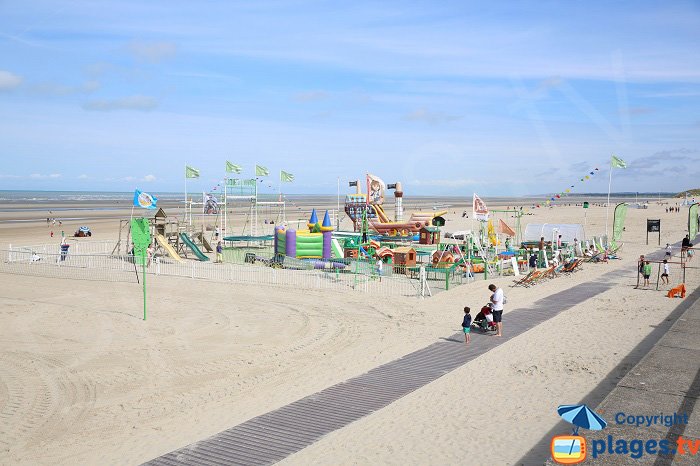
[3,176,700,466]
[2,2,700,464]
[3,164,700,300]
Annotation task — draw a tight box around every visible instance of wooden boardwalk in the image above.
[145,269,627,466]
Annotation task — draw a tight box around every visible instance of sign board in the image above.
[646,219,661,245]
[583,202,589,209]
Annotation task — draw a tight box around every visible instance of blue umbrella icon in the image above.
[558,404,607,434]
[558,404,607,456]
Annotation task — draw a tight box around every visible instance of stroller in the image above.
[472,304,498,333]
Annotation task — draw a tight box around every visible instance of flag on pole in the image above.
[133,189,158,209]
[281,170,294,182]
[611,155,627,169]
[185,166,200,178]
[255,165,269,176]
[473,193,489,221]
[226,161,242,174]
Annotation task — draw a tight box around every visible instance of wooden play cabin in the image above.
[152,208,168,237]
[393,246,417,267]
[375,246,394,263]
[431,250,455,268]
[419,226,441,245]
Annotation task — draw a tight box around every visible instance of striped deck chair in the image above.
[525,270,545,287]
[540,265,557,280]
[512,270,535,287]
[562,259,580,274]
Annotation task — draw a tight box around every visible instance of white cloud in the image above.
[0,174,21,179]
[129,41,177,63]
[77,174,89,179]
[142,174,156,182]
[0,70,22,90]
[122,176,136,182]
[29,173,62,179]
[404,108,461,124]
[31,80,100,96]
[82,95,158,112]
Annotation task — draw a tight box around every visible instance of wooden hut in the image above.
[431,250,455,268]
[152,208,167,237]
[393,246,417,267]
[419,226,441,245]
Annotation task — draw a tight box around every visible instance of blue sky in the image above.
[0,0,698,196]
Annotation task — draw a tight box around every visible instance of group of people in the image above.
[461,283,504,344]
[638,235,695,288]
[665,207,681,213]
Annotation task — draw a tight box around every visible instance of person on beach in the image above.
[688,244,694,261]
[665,243,672,258]
[60,238,69,262]
[215,226,219,240]
[461,307,471,344]
[488,284,504,337]
[642,261,652,287]
[146,244,155,267]
[557,234,562,249]
[216,241,223,263]
[376,258,383,281]
[538,236,547,267]
[528,250,537,269]
[661,259,670,285]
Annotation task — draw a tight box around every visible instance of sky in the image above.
[0,0,699,197]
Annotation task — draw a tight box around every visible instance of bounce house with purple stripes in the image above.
[274,209,333,259]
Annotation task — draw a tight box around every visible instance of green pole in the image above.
[143,258,147,320]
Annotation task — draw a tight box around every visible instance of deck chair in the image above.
[540,265,557,280]
[525,270,545,287]
[512,270,535,287]
[562,259,579,274]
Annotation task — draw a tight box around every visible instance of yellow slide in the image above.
[156,234,183,262]
[372,204,392,223]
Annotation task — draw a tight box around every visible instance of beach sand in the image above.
[0,197,697,464]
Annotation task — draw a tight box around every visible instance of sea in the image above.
[0,189,678,220]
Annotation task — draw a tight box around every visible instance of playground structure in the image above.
[274,209,336,260]
[112,208,213,263]
[221,177,286,238]
[344,174,446,236]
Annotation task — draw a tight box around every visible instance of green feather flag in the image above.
[611,155,627,169]
[226,161,242,174]
[185,165,200,178]
[255,165,269,176]
[281,170,294,182]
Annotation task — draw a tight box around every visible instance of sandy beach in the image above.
[0,196,697,465]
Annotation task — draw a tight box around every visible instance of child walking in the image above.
[462,307,472,344]
[642,261,652,287]
[661,259,670,285]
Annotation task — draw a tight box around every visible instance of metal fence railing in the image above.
[8,240,115,257]
[0,250,421,297]
[0,250,138,283]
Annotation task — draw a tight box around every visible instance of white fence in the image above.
[8,240,115,256]
[0,250,420,297]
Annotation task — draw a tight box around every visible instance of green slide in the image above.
[180,233,210,261]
